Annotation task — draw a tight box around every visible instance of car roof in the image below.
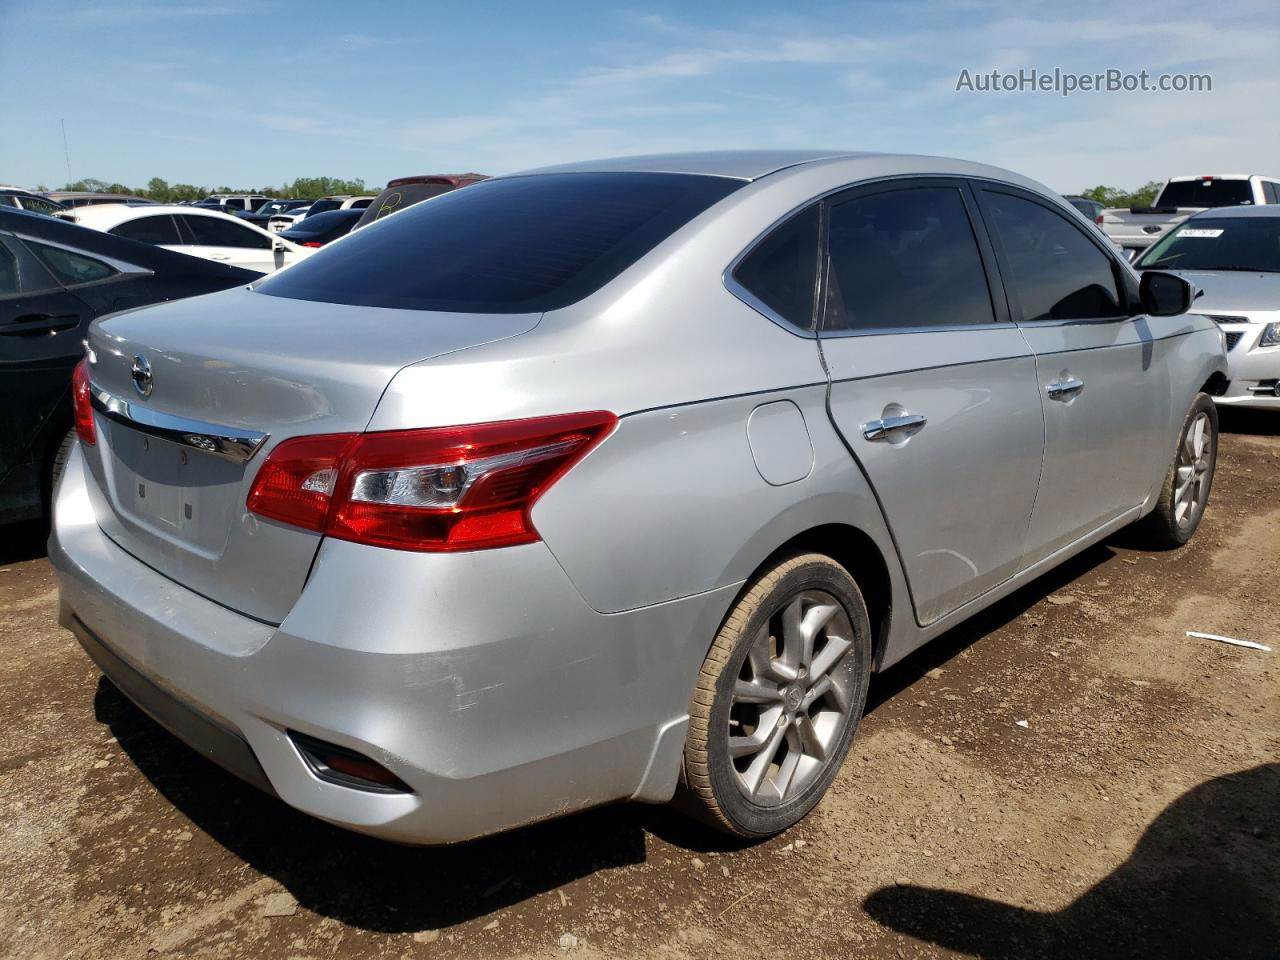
[384,173,488,188]
[514,150,876,181]
[504,150,1055,194]
[1187,205,1280,219]
[73,203,264,227]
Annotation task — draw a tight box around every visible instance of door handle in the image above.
[861,413,927,442]
[0,313,79,336]
[1046,377,1085,401]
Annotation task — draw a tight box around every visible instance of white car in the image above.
[268,206,312,233]
[73,204,311,274]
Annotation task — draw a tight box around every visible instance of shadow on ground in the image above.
[1218,407,1280,437]
[0,519,48,565]
[865,763,1280,959]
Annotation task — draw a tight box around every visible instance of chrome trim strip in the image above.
[89,384,269,463]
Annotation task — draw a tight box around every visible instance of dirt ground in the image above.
[1,411,1277,960]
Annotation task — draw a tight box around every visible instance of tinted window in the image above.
[0,236,60,296]
[21,196,64,215]
[307,199,341,216]
[732,204,819,328]
[111,215,183,245]
[1265,182,1280,204]
[259,172,743,313]
[1155,179,1254,208]
[984,191,1124,322]
[349,198,372,209]
[0,195,17,208]
[182,215,271,249]
[825,187,995,331]
[25,239,116,287]
[1136,217,1280,273]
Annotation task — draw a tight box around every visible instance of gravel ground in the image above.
[1,410,1277,960]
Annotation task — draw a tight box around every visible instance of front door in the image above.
[818,180,1045,626]
[177,214,281,273]
[974,185,1163,566]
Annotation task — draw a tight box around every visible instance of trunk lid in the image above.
[82,286,541,623]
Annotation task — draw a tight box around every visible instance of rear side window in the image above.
[307,199,341,216]
[24,239,116,287]
[825,186,996,331]
[982,191,1124,322]
[111,215,183,246]
[1155,179,1254,208]
[732,204,819,329]
[181,215,271,249]
[259,172,744,313]
[1265,182,1280,204]
[0,236,60,297]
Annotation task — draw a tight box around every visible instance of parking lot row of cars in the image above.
[2,150,1277,849]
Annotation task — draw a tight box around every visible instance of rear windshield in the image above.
[258,172,743,313]
[355,182,460,227]
[1135,217,1280,272]
[1154,180,1254,209]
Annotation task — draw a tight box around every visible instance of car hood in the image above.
[1168,270,1280,316]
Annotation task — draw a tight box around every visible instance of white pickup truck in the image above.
[1101,174,1280,260]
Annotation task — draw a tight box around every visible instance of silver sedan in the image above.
[51,151,1226,843]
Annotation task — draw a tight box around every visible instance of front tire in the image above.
[1138,394,1217,548]
[680,553,871,838]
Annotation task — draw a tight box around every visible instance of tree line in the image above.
[40,176,371,202]
[1079,181,1164,209]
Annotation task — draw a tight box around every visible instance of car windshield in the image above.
[257,172,744,313]
[1154,180,1254,209]
[1136,217,1280,272]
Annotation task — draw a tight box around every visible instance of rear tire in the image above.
[680,553,871,838]
[1137,394,1217,548]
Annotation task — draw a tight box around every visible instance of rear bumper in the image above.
[51,443,736,843]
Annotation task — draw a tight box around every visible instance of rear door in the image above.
[0,234,95,510]
[974,184,1162,566]
[176,214,283,272]
[818,179,1045,625]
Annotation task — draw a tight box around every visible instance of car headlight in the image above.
[1258,323,1280,348]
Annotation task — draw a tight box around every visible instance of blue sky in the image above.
[2,0,1277,193]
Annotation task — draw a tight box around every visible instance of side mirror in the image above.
[1139,271,1195,317]
[273,240,286,253]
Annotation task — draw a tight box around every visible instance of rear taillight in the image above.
[72,357,95,446]
[301,241,323,248]
[246,412,616,552]
[1095,214,1105,225]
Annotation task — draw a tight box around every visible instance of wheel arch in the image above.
[735,523,895,671]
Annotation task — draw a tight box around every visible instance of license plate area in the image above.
[106,423,245,556]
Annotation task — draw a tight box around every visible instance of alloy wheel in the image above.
[726,589,857,806]
[1174,411,1213,526]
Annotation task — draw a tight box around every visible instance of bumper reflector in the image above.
[289,731,412,794]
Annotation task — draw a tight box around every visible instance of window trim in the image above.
[817,177,1010,338]
[972,181,1136,327]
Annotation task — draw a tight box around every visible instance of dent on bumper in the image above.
[50,444,735,843]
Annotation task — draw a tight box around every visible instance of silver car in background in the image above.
[52,151,1225,843]
[1135,205,1280,409]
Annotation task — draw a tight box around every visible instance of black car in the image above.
[277,208,363,247]
[0,208,261,524]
